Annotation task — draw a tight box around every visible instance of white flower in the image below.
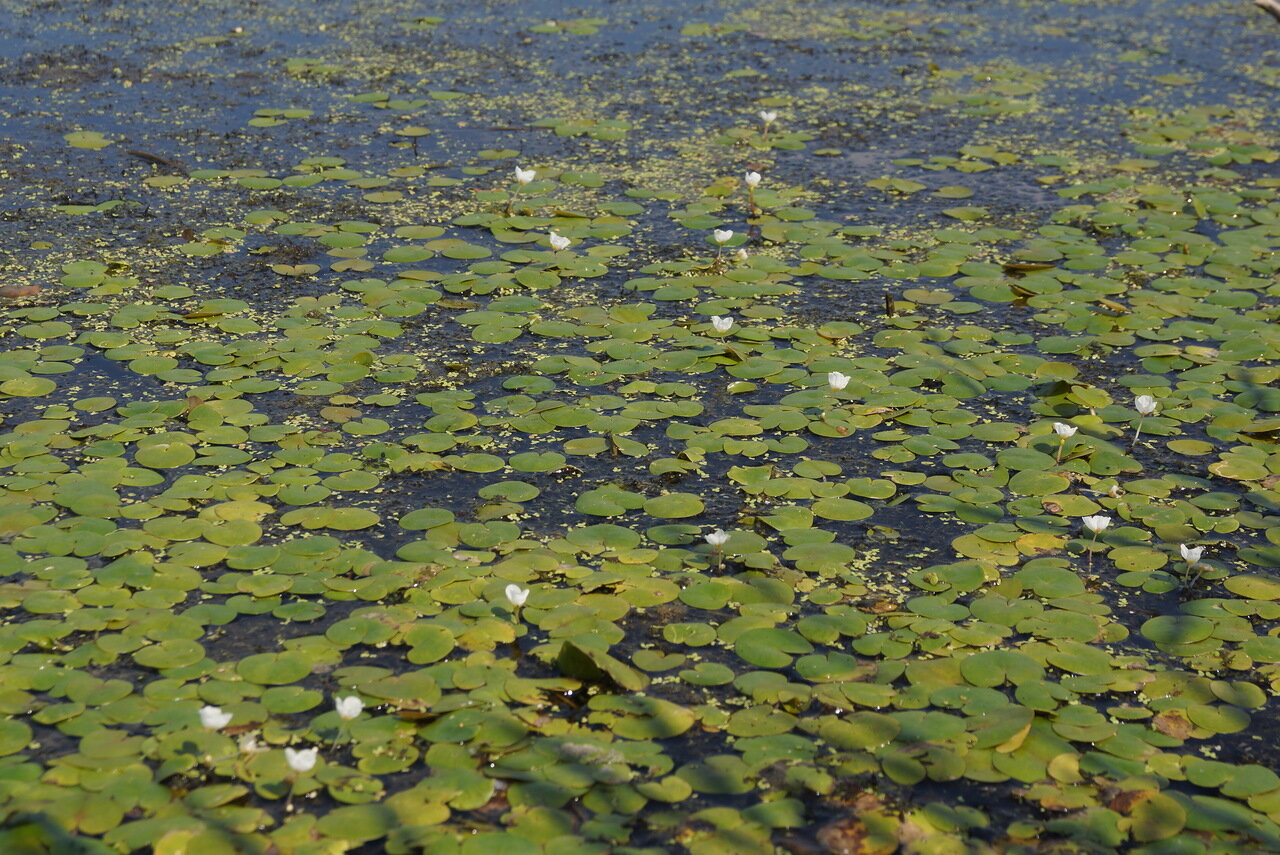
[710,316,733,333]
[199,705,232,730]
[734,248,749,261]
[705,530,729,548]
[334,696,363,721]
[827,371,850,391]
[744,171,761,187]
[1180,544,1204,564]
[505,584,530,608]
[1053,422,1078,438]
[514,166,535,185]
[238,735,261,754]
[712,229,734,245]
[1134,395,1158,415]
[1082,515,1111,534]
[285,747,318,774]
[759,110,777,124]
[548,231,570,251]
[1107,484,1123,498]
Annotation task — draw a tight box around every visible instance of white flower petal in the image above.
[1082,515,1111,534]
[505,584,530,608]
[704,530,729,548]
[335,696,364,721]
[285,747,318,773]
[199,705,233,730]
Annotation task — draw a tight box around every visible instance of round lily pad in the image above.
[237,652,312,685]
[644,492,705,518]
[1141,615,1214,645]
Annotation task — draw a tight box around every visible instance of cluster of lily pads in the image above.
[2,1,1280,853]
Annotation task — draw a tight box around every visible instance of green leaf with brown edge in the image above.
[555,640,649,691]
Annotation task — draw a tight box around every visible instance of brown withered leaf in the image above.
[817,817,895,855]
[1109,788,1154,814]
[1152,709,1193,740]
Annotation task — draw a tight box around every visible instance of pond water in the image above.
[1,0,1280,853]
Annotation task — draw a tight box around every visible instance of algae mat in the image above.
[1,0,1280,852]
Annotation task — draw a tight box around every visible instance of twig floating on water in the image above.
[124,149,185,171]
